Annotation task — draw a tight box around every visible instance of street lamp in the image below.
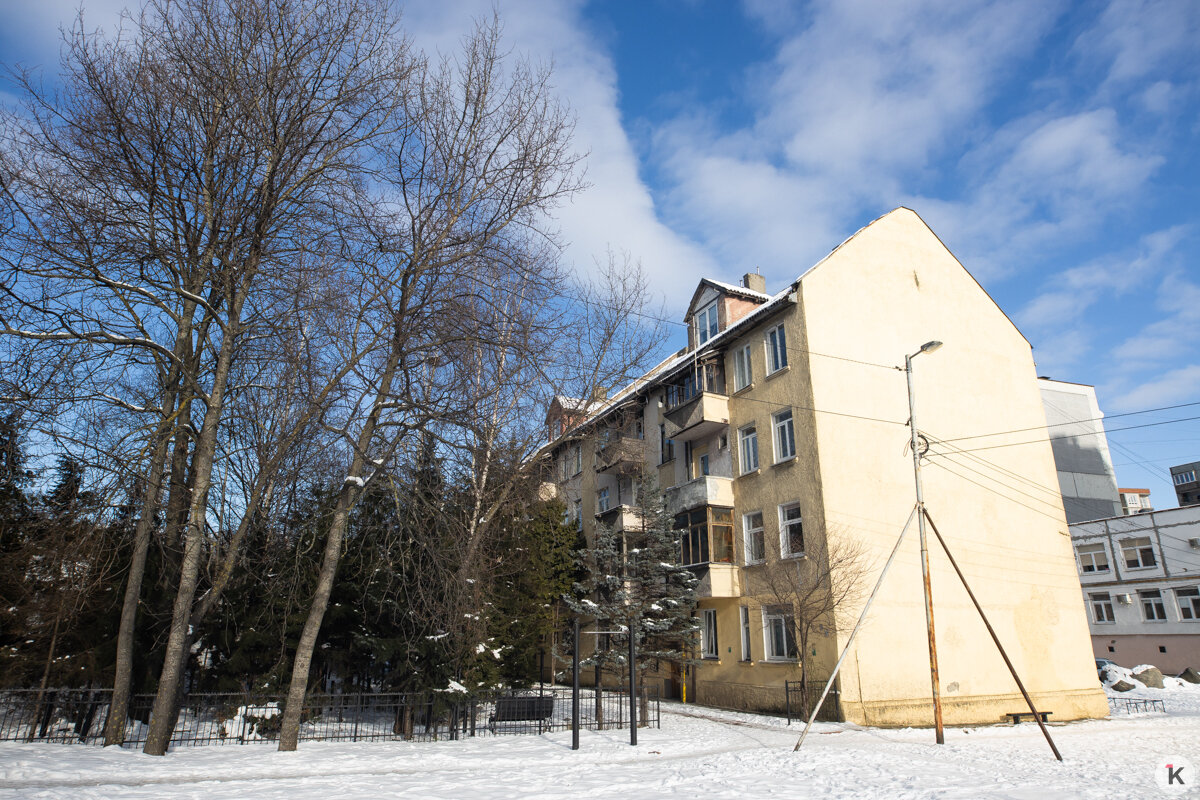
[906,340,944,745]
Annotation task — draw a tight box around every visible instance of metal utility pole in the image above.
[628,616,638,746]
[572,619,581,751]
[906,340,945,745]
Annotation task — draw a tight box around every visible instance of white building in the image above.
[1072,505,1200,673]
[1038,378,1121,523]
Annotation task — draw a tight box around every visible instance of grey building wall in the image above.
[1039,379,1122,523]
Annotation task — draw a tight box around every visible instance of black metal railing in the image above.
[784,680,840,724]
[1107,696,1165,715]
[0,685,660,748]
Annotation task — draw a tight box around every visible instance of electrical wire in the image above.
[936,400,1200,444]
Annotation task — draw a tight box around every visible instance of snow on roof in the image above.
[702,278,772,301]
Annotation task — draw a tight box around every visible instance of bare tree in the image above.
[749,527,871,719]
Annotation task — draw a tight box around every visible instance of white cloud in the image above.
[1108,365,1200,413]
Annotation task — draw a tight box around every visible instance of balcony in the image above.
[694,563,742,599]
[665,475,734,514]
[664,392,729,444]
[595,503,643,533]
[595,434,644,474]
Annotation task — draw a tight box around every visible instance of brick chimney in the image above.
[742,272,766,294]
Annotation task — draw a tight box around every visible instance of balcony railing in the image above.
[695,563,741,598]
[665,476,734,514]
[663,392,729,443]
[595,504,643,533]
[595,434,644,474]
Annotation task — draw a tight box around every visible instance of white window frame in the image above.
[696,301,719,345]
[1176,587,1200,621]
[739,606,752,662]
[762,605,796,661]
[733,344,753,391]
[743,511,765,564]
[765,323,788,374]
[573,499,582,532]
[739,425,759,473]
[597,487,610,514]
[1120,537,1157,570]
[1089,592,1115,624]
[1076,543,1109,574]
[779,502,804,558]
[1140,589,1167,622]
[773,409,795,462]
[701,609,718,659]
[1174,470,1196,486]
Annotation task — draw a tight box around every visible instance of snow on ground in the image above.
[2,692,1199,799]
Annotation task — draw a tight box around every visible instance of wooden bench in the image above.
[1006,711,1052,724]
[489,695,556,732]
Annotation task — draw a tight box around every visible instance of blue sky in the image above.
[2,0,1198,506]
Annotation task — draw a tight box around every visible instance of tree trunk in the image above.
[277,343,402,751]
[28,605,62,741]
[143,307,241,756]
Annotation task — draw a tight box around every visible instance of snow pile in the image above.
[220,702,281,741]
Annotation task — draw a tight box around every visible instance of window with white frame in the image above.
[740,606,752,661]
[1140,589,1167,622]
[773,409,795,461]
[1176,587,1200,621]
[701,609,718,658]
[739,426,759,473]
[1174,470,1196,486]
[763,605,797,660]
[573,499,582,532]
[1076,543,1110,574]
[1090,592,1115,624]
[733,344,753,391]
[597,487,610,514]
[766,323,788,373]
[743,511,764,563]
[1121,537,1157,569]
[573,443,582,475]
[695,301,719,344]
[780,502,804,557]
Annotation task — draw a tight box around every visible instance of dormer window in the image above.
[695,301,718,344]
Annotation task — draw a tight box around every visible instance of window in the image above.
[1174,470,1196,486]
[733,344,753,391]
[1090,592,1115,624]
[739,426,759,473]
[763,605,797,660]
[674,507,734,565]
[659,423,674,464]
[744,511,764,563]
[573,499,582,532]
[699,453,710,476]
[701,609,718,658]
[780,503,804,557]
[766,323,788,373]
[551,419,562,439]
[740,607,752,661]
[773,409,795,461]
[1176,587,1200,621]
[1121,537,1157,569]
[1076,543,1109,574]
[1140,589,1167,622]
[597,487,610,514]
[695,301,719,344]
[718,433,728,450]
[573,443,582,475]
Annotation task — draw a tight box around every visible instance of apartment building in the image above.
[543,208,1107,726]
[1037,378,1122,523]
[1171,461,1200,508]
[1119,488,1153,515]
[1072,505,1200,673]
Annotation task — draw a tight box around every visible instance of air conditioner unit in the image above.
[1188,538,1200,549]
[1116,594,1135,605]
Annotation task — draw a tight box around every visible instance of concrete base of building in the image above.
[696,678,840,721]
[1092,634,1200,675]
[839,686,1109,727]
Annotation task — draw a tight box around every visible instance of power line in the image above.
[936,400,1200,444]
[926,459,1067,524]
[925,434,1064,501]
[943,415,1200,455]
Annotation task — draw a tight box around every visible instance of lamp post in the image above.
[906,340,945,745]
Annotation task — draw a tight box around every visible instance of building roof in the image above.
[1118,488,1150,494]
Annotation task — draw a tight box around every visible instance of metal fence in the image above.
[0,685,659,748]
[1107,696,1166,715]
[784,680,840,724]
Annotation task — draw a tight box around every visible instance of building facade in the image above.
[543,208,1107,726]
[1037,378,1122,523]
[1119,488,1153,515]
[1072,505,1200,673]
[1171,461,1200,508]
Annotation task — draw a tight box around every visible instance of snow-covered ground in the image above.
[2,685,1199,799]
